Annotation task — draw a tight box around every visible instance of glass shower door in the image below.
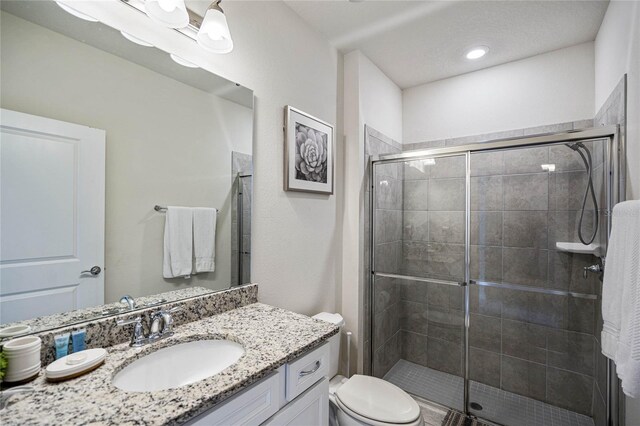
[371,153,468,412]
[467,141,606,426]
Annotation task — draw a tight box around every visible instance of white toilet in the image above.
[313,313,424,426]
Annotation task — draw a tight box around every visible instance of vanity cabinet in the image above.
[185,343,329,426]
[263,378,328,426]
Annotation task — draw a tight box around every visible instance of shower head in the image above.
[565,141,598,245]
[565,142,585,151]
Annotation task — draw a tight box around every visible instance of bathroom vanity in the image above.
[0,291,338,425]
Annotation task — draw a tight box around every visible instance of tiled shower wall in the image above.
[370,118,617,419]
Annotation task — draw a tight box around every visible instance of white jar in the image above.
[3,335,42,383]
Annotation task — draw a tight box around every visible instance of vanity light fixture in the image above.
[118,0,234,54]
[120,31,154,47]
[197,0,233,54]
[56,1,99,22]
[144,0,189,28]
[465,46,489,60]
[170,53,199,68]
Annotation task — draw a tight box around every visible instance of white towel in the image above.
[163,206,193,278]
[601,200,640,397]
[193,207,216,273]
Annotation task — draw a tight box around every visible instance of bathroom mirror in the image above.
[0,0,253,334]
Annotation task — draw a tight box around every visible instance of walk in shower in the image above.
[368,126,624,426]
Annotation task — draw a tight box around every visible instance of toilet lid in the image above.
[335,375,420,424]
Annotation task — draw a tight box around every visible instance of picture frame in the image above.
[284,105,334,194]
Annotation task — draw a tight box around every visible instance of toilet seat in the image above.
[334,375,421,425]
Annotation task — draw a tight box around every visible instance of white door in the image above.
[0,109,105,323]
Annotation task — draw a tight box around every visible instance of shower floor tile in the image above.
[384,359,594,426]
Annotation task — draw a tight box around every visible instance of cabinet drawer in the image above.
[263,378,328,426]
[285,343,329,402]
[185,368,281,426]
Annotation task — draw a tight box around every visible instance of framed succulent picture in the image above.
[284,105,334,194]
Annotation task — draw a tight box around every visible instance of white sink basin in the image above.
[112,340,244,392]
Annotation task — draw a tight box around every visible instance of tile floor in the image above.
[385,359,594,426]
[415,397,448,426]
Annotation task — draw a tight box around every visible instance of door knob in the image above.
[81,266,102,276]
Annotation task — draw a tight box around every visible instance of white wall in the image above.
[62,1,341,315]
[1,11,252,303]
[342,51,363,375]
[595,2,640,423]
[403,42,595,143]
[342,50,402,374]
[358,53,403,142]
[595,0,640,202]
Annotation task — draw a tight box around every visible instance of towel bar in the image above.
[154,205,218,214]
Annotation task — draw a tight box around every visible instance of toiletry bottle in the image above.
[54,333,70,359]
[71,329,86,353]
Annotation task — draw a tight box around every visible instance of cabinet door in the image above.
[263,378,328,426]
[185,369,281,426]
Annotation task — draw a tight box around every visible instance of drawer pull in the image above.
[299,361,321,378]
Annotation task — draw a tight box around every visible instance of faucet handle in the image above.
[583,263,603,279]
[116,316,141,326]
[116,316,145,347]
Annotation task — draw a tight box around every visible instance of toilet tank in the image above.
[312,312,344,378]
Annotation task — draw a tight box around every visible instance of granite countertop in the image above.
[0,303,338,425]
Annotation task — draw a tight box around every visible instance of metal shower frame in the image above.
[368,125,624,425]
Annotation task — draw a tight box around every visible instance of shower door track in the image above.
[368,124,624,426]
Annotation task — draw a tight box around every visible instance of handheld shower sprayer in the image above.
[565,142,599,245]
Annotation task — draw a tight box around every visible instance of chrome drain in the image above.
[470,402,483,411]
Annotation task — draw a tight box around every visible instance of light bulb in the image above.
[158,0,177,13]
[145,0,189,29]
[197,3,233,54]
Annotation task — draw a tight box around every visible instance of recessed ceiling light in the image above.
[466,46,489,60]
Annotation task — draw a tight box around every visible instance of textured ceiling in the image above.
[285,0,609,89]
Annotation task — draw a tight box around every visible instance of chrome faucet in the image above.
[116,307,183,347]
[148,311,164,341]
[119,295,136,310]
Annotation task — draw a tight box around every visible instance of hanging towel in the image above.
[163,206,193,278]
[193,207,216,273]
[601,200,640,397]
